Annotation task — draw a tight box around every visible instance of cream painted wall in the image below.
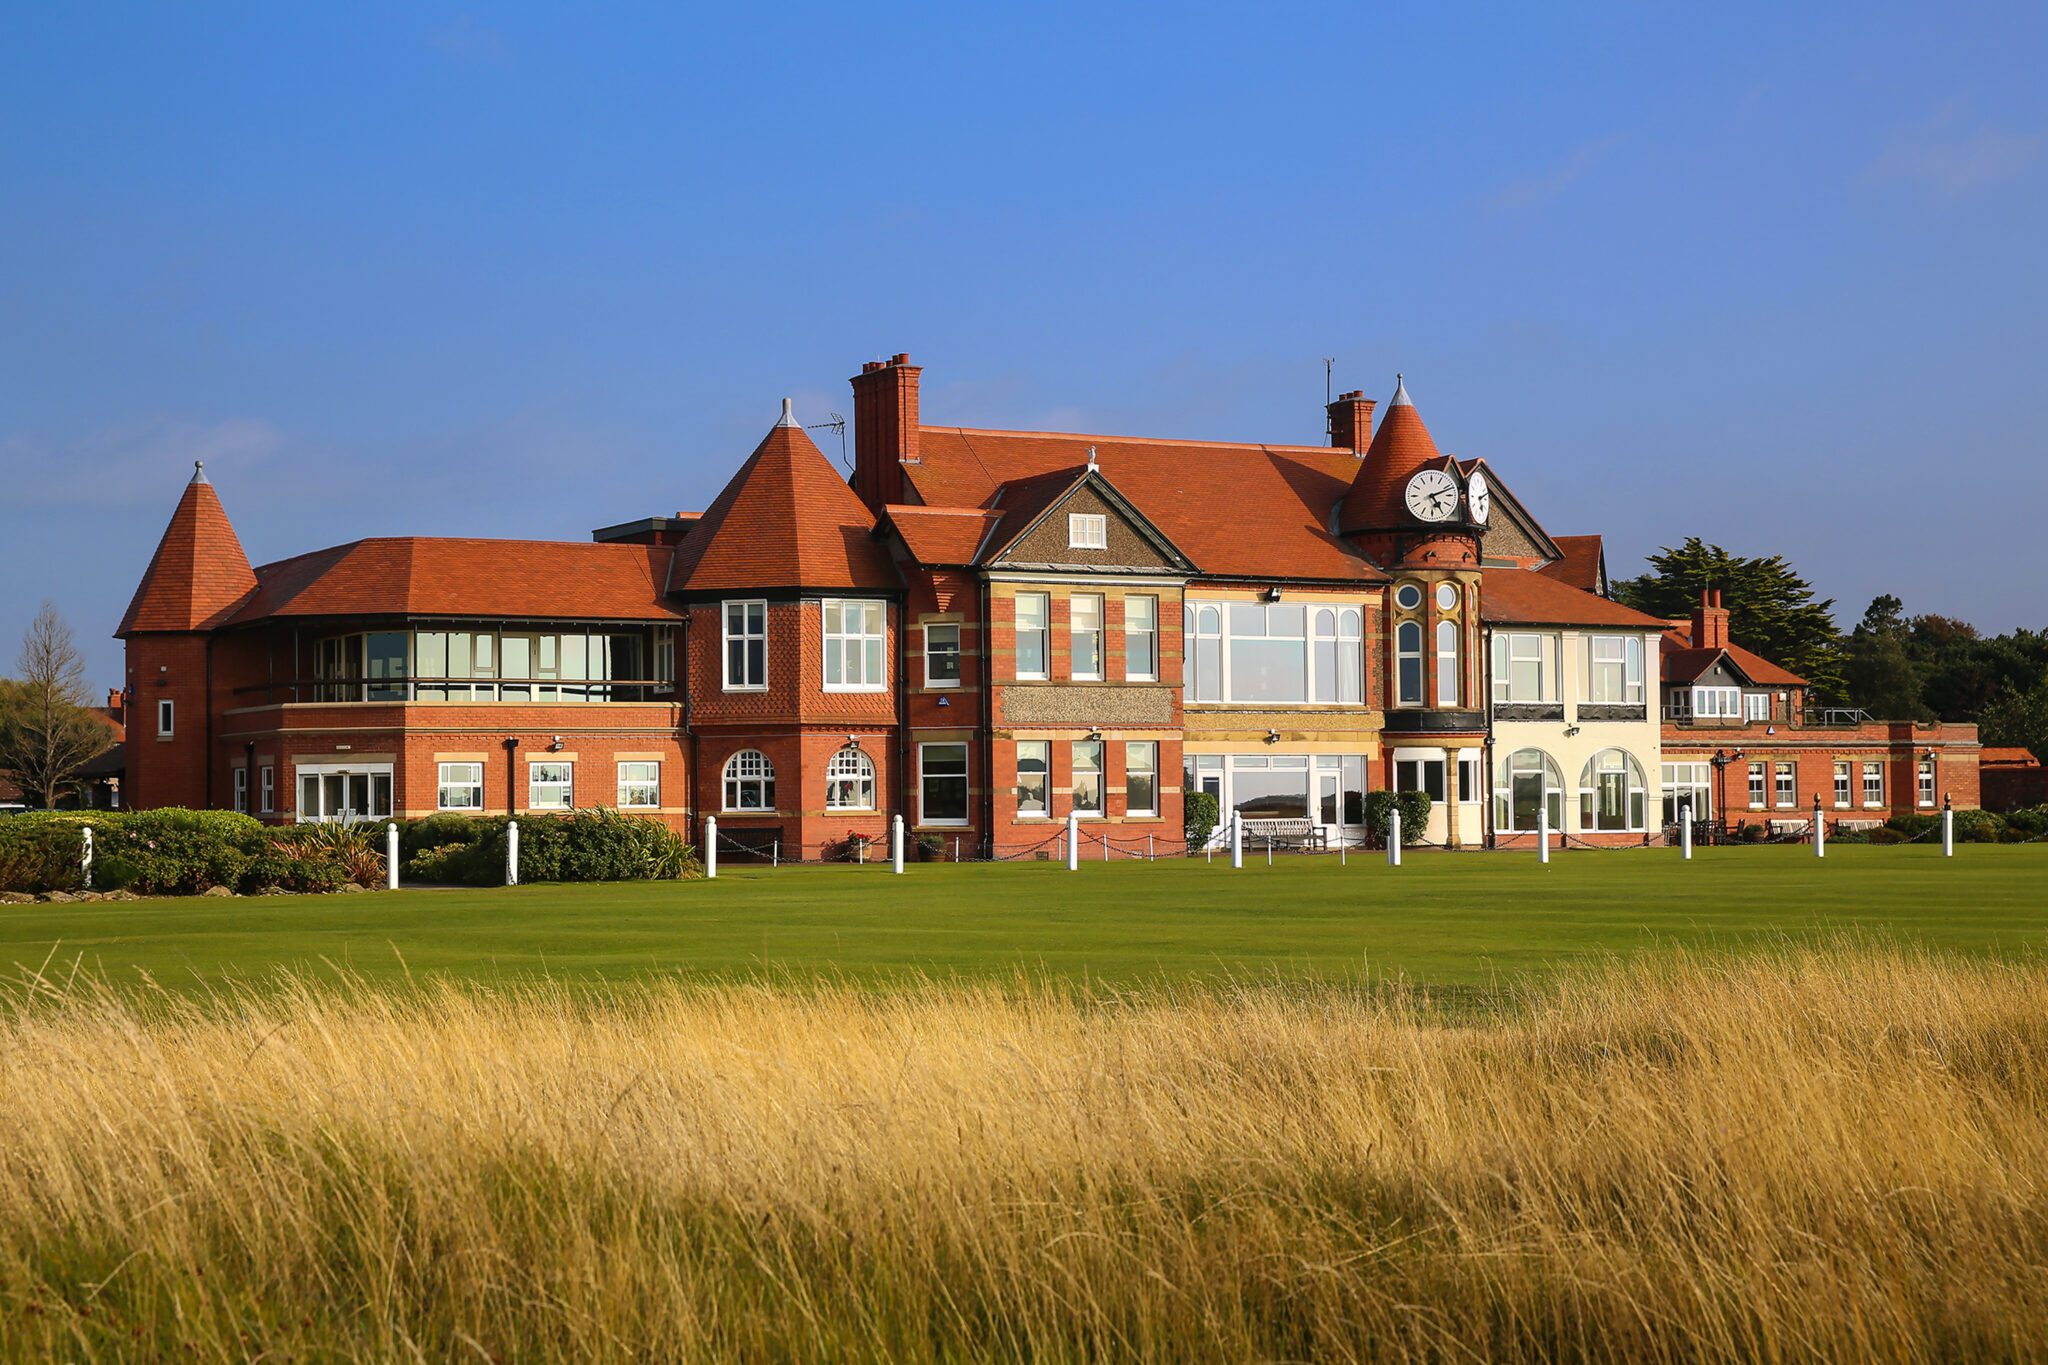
[1490,628,1664,836]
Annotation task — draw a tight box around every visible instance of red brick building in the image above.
[115,355,1983,854]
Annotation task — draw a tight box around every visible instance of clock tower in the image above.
[1335,376,1487,845]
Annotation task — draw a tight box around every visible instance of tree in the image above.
[1612,538,1845,699]
[0,603,116,807]
[1979,675,2048,766]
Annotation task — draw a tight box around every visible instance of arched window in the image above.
[1397,621,1423,706]
[1436,619,1459,707]
[825,746,875,810]
[1579,749,1648,832]
[722,750,775,811]
[1494,748,1564,832]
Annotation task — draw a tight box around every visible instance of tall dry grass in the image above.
[2,945,2047,1361]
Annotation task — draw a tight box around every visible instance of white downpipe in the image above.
[892,814,904,874]
[1813,797,1826,858]
[1680,805,1692,861]
[1943,806,1954,857]
[705,816,717,879]
[1538,800,1549,865]
[506,820,520,886]
[1066,810,1080,871]
[1230,811,1243,869]
[386,822,399,890]
[81,827,93,890]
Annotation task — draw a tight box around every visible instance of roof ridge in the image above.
[921,425,1342,455]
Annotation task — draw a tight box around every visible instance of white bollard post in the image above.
[1813,797,1826,858]
[1340,835,1346,867]
[892,814,905,874]
[1943,804,1954,858]
[1538,800,1550,865]
[81,826,93,890]
[705,816,717,879]
[1148,834,1154,861]
[1680,805,1692,861]
[1230,811,1243,869]
[386,822,399,890]
[1067,810,1080,871]
[1104,826,1110,862]
[1388,807,1402,867]
[506,820,519,886]
[1266,835,1272,867]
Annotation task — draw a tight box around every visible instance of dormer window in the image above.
[1068,513,1107,550]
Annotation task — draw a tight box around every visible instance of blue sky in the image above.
[4,2,2045,687]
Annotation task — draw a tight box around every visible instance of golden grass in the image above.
[3,945,2048,1362]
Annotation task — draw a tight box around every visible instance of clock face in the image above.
[1404,468,1460,522]
[1467,469,1490,524]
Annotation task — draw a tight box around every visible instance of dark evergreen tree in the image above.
[1612,538,1845,699]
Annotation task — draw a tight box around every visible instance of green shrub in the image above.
[1866,827,1907,845]
[398,812,491,862]
[1886,813,1939,841]
[1362,791,1431,846]
[1183,791,1219,852]
[1887,810,2007,844]
[0,818,87,893]
[2007,805,2048,836]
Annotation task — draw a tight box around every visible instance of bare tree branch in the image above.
[0,603,116,807]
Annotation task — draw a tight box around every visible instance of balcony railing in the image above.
[232,677,675,704]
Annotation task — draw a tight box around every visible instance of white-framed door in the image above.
[295,762,394,824]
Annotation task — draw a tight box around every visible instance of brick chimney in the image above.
[1691,589,1731,650]
[1327,390,1377,452]
[848,353,921,514]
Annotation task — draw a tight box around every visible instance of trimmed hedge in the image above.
[1362,790,1432,847]
[0,809,373,896]
[398,808,700,886]
[1886,809,2007,844]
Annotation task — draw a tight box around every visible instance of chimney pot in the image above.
[891,352,910,365]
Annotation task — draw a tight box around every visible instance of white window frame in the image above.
[1071,740,1104,817]
[1744,692,1770,722]
[919,742,970,826]
[1070,593,1105,681]
[157,698,174,737]
[1774,761,1796,808]
[1396,621,1425,707]
[1661,762,1712,824]
[1833,760,1852,809]
[259,764,275,814]
[1748,761,1766,809]
[1578,748,1649,833]
[923,622,961,688]
[1125,741,1158,817]
[1585,635,1644,705]
[1692,686,1741,719]
[1918,760,1936,807]
[1015,592,1050,681]
[653,625,676,695]
[821,599,887,692]
[1068,512,1107,549]
[1493,632,1556,705]
[438,762,485,811]
[1457,753,1481,805]
[1124,595,1158,681]
[1184,599,1362,706]
[1436,619,1459,707]
[1015,740,1050,818]
[721,751,773,811]
[618,761,661,810]
[722,600,766,691]
[232,766,248,813]
[1863,761,1885,808]
[825,747,875,810]
[1495,748,1564,833]
[529,761,574,811]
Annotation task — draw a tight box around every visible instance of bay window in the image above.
[1394,753,1445,802]
[1015,593,1050,679]
[1071,594,1104,680]
[723,601,766,690]
[822,600,886,691]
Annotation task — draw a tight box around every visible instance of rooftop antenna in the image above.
[808,412,849,471]
[1323,358,1336,443]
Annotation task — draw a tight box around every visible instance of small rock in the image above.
[73,890,103,902]
[0,892,34,905]
[104,890,140,901]
[337,882,366,894]
[38,891,76,904]
[200,885,236,897]
[258,885,289,896]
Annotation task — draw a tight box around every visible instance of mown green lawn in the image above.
[4,844,2044,992]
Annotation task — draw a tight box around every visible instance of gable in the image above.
[989,479,1191,573]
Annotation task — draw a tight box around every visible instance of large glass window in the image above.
[1125,596,1158,681]
[924,623,961,687]
[1692,686,1741,719]
[438,763,484,811]
[1492,633,1556,704]
[1187,603,1222,700]
[1071,741,1104,815]
[724,601,766,690]
[618,762,660,809]
[1231,602,1307,703]
[823,600,886,691]
[921,744,969,825]
[1662,762,1712,825]
[1436,620,1460,707]
[1071,594,1104,680]
[1495,748,1564,832]
[366,632,408,702]
[722,751,774,810]
[1394,754,1445,803]
[1125,742,1158,816]
[1016,741,1049,816]
[825,747,875,810]
[1579,749,1648,832]
[1229,754,1309,820]
[1310,608,1364,703]
[1184,601,1360,704]
[1015,593,1050,679]
[1397,621,1424,706]
[1585,635,1644,704]
[529,762,573,810]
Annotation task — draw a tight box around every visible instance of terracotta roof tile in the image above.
[117,470,259,634]
[1481,568,1671,628]
[1540,535,1605,592]
[882,505,1005,566]
[668,418,899,594]
[1338,378,1444,535]
[1659,638,1808,688]
[907,428,1383,583]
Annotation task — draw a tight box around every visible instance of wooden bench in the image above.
[1240,818,1327,850]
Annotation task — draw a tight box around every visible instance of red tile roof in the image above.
[881,505,1005,566]
[907,428,1384,583]
[668,418,899,594]
[224,538,682,624]
[1982,747,2042,769]
[1540,535,1605,592]
[1337,379,1444,535]
[1480,568,1671,628]
[117,468,259,634]
[1660,638,1808,688]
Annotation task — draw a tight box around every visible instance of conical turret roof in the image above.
[117,463,259,634]
[668,402,900,593]
[1337,375,1448,535]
